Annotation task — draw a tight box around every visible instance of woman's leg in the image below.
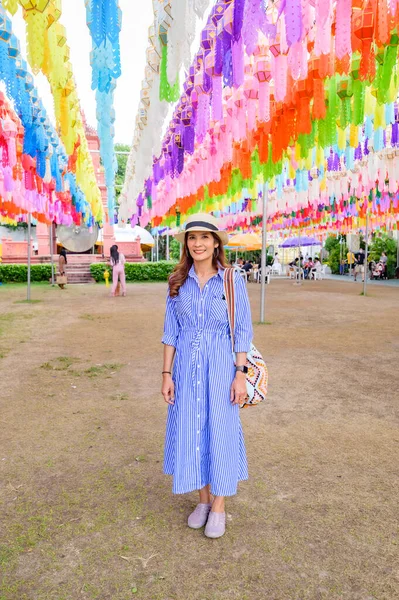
[199,486,225,512]
[111,267,118,295]
[120,267,126,295]
[199,484,211,504]
[211,496,225,513]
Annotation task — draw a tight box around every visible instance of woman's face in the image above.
[186,231,218,263]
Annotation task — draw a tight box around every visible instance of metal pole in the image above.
[156,232,159,262]
[260,182,268,323]
[349,234,353,278]
[27,213,31,301]
[166,229,170,261]
[49,223,55,286]
[282,247,285,276]
[363,211,369,296]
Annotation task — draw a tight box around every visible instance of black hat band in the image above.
[185,221,218,233]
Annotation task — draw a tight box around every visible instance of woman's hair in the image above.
[110,244,119,264]
[168,232,227,297]
[60,248,67,263]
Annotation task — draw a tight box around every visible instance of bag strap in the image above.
[223,267,236,354]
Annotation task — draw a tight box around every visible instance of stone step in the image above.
[66,275,95,284]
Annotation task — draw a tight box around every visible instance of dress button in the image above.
[197,381,200,384]
[196,447,199,451]
[197,398,200,402]
[199,313,202,317]
[197,430,200,434]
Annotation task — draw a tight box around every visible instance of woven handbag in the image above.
[224,268,268,407]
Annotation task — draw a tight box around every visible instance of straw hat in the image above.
[174,213,228,246]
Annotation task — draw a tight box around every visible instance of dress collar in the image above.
[188,264,224,281]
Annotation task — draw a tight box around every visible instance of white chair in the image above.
[271,263,282,276]
[310,265,325,280]
[295,267,305,281]
[258,266,271,285]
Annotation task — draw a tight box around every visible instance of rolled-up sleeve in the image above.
[233,272,253,353]
[162,291,179,347]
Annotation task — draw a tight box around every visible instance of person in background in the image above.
[58,248,67,289]
[347,250,355,274]
[380,251,388,279]
[310,257,321,279]
[304,257,314,279]
[354,248,365,282]
[242,260,253,279]
[110,244,126,297]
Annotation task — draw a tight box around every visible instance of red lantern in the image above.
[255,59,272,83]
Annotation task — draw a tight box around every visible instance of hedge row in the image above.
[0,264,52,283]
[90,261,177,282]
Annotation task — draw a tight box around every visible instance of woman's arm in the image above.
[230,274,253,405]
[161,345,176,405]
[161,291,179,405]
[230,351,248,405]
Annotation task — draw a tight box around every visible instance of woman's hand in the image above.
[230,372,248,405]
[161,374,175,405]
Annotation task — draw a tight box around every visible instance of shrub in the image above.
[0,264,52,283]
[90,261,177,283]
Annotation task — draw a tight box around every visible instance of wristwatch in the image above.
[235,365,248,374]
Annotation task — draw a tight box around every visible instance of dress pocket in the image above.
[175,290,192,317]
[211,294,228,322]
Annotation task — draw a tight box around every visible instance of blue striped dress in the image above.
[162,265,253,496]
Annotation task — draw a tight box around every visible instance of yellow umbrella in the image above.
[227,232,262,250]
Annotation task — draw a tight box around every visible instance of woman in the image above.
[161,213,253,539]
[58,249,67,289]
[109,244,126,297]
[310,257,321,279]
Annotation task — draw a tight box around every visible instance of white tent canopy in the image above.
[114,224,155,247]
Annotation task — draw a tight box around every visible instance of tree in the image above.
[369,233,398,278]
[114,143,130,205]
[325,234,346,274]
[170,238,181,261]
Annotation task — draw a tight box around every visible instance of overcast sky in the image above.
[11,0,154,145]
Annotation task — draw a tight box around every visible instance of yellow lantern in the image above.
[20,0,50,12]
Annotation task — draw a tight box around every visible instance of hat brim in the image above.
[175,227,228,247]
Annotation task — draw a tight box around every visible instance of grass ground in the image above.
[0,279,398,600]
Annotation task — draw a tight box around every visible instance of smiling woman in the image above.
[161,213,253,539]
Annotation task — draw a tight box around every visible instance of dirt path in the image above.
[0,280,398,600]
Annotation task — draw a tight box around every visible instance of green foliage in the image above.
[90,261,177,283]
[327,246,343,274]
[325,235,347,274]
[0,264,52,283]
[169,238,181,261]
[114,143,130,203]
[324,235,343,254]
[369,234,397,278]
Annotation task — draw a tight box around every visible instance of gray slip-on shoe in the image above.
[204,511,226,538]
[187,503,212,529]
